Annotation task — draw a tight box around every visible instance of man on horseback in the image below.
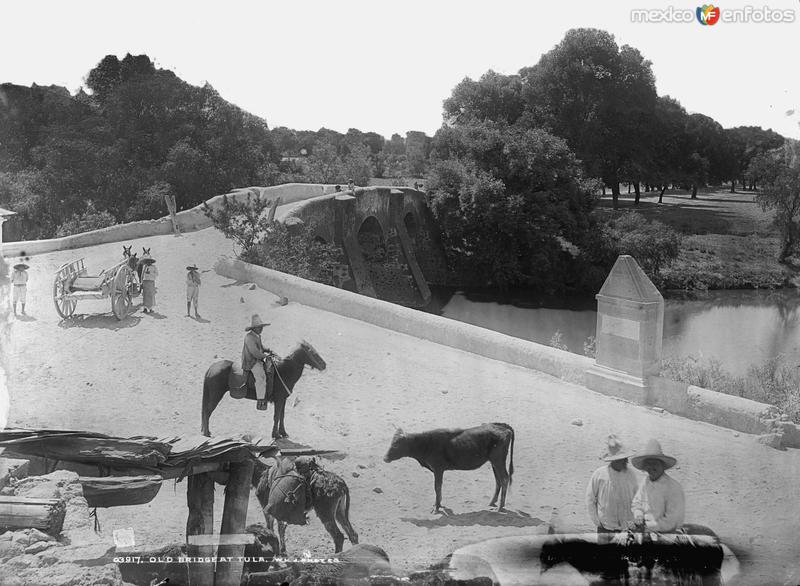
[242,314,275,411]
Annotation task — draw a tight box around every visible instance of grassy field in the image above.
[595,188,796,290]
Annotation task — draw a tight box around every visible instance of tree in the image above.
[385,133,405,156]
[643,96,691,203]
[727,126,784,191]
[428,121,595,291]
[751,140,800,262]
[683,113,729,198]
[520,29,658,209]
[442,70,525,125]
[405,131,431,176]
[202,191,276,256]
[55,202,117,237]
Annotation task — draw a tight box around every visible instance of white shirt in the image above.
[12,270,28,286]
[631,472,685,532]
[586,463,641,530]
[141,265,158,281]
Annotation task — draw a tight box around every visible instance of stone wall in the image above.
[214,255,594,384]
[0,183,338,258]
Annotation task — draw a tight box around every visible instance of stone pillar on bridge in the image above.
[334,194,377,297]
[585,255,664,405]
[389,189,431,304]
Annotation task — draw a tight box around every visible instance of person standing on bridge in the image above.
[631,438,685,533]
[186,264,201,318]
[242,314,274,411]
[586,435,640,537]
[11,262,29,316]
[140,257,158,313]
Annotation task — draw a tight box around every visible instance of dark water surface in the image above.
[425,287,800,377]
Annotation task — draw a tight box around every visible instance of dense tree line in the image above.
[429,28,787,290]
[0,53,432,239]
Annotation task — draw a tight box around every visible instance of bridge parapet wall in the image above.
[0,183,337,258]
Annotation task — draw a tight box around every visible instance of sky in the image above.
[2,0,799,140]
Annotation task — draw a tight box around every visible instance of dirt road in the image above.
[3,227,800,583]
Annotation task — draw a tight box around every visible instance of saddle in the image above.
[228,360,275,401]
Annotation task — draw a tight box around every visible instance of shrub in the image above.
[248,222,341,286]
[549,330,569,351]
[661,355,800,422]
[203,190,341,286]
[203,190,276,256]
[581,212,681,288]
[124,181,172,222]
[55,203,117,237]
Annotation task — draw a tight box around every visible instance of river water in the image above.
[425,287,800,377]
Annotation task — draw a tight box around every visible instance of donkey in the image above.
[253,456,358,554]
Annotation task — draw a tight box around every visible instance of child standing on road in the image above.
[11,262,29,316]
[186,264,201,318]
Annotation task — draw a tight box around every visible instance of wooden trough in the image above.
[80,475,163,508]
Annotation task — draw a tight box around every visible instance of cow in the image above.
[383,422,515,514]
[252,456,358,554]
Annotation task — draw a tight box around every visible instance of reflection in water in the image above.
[425,288,800,377]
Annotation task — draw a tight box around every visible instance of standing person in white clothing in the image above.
[586,435,641,536]
[11,262,29,315]
[185,264,201,318]
[631,438,686,533]
[140,257,158,313]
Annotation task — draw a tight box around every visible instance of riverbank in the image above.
[597,189,798,290]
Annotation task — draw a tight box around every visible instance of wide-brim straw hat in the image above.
[13,263,29,270]
[602,434,633,462]
[245,314,271,331]
[186,265,198,271]
[631,439,677,470]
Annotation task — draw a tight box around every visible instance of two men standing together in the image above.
[586,435,685,535]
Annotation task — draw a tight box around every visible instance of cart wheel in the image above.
[53,278,76,319]
[112,265,133,320]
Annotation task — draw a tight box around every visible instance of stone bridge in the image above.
[284,187,448,307]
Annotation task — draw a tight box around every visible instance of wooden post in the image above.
[266,197,282,224]
[165,193,181,236]
[186,473,215,586]
[215,460,254,586]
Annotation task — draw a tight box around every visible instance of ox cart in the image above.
[53,257,140,320]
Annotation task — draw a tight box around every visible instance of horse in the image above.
[201,340,326,438]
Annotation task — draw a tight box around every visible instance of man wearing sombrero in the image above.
[631,438,685,533]
[11,262,29,316]
[242,314,274,411]
[586,435,641,536]
[185,264,201,318]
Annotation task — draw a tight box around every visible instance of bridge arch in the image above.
[357,216,386,261]
[403,211,419,247]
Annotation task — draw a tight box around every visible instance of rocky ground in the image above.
[2,226,800,585]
